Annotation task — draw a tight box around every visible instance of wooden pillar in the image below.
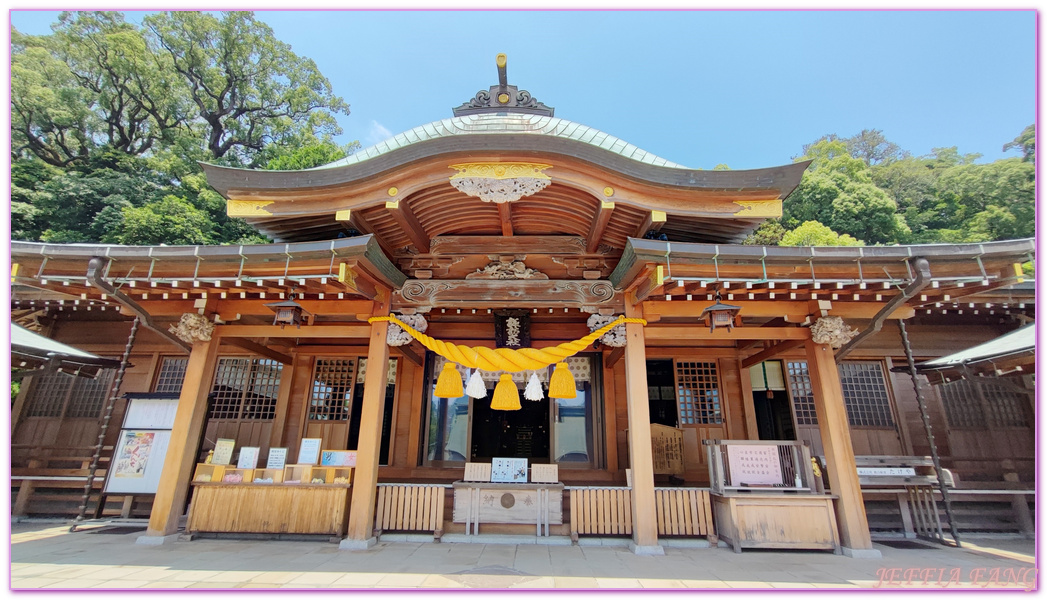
[11,374,34,435]
[139,338,220,543]
[343,297,391,548]
[736,360,759,440]
[623,295,662,554]
[804,339,875,555]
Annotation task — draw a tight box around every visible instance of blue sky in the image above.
[10,10,1036,170]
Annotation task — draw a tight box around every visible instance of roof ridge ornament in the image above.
[452,54,554,117]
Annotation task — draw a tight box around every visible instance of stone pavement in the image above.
[9,521,1038,591]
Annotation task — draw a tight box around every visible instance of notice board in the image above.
[103,395,179,495]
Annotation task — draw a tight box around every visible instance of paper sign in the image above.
[296,438,322,465]
[320,450,357,467]
[211,438,236,466]
[857,467,916,477]
[727,444,783,486]
[266,448,288,470]
[237,447,260,469]
[491,457,528,483]
[113,431,154,478]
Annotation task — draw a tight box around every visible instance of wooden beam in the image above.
[385,200,430,253]
[634,210,667,238]
[429,235,587,255]
[604,346,625,368]
[736,358,760,440]
[741,339,805,368]
[632,266,664,303]
[805,338,873,551]
[497,203,514,237]
[394,341,424,367]
[645,326,809,341]
[338,209,396,258]
[642,300,914,320]
[144,337,221,539]
[337,262,379,300]
[346,294,392,546]
[215,325,371,339]
[586,200,615,253]
[221,337,294,365]
[128,299,375,318]
[623,293,661,552]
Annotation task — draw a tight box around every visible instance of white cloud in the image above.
[364,120,393,146]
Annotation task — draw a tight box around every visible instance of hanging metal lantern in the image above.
[699,290,741,332]
[265,291,311,328]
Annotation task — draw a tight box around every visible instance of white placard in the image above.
[122,398,179,429]
[211,439,236,466]
[491,457,528,483]
[237,447,260,469]
[857,467,916,477]
[296,438,322,465]
[266,448,288,470]
[727,444,783,487]
[531,464,559,483]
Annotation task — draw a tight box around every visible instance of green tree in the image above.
[143,11,350,166]
[779,221,863,247]
[742,219,786,245]
[116,195,213,245]
[844,129,909,166]
[264,137,355,170]
[1003,124,1034,163]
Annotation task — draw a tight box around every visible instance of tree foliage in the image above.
[779,221,863,247]
[11,10,355,246]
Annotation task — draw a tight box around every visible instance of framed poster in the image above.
[320,450,357,467]
[296,438,322,465]
[266,447,288,470]
[103,394,178,496]
[491,457,528,483]
[211,439,236,466]
[237,447,260,469]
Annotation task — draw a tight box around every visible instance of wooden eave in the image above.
[204,143,809,249]
[611,237,1036,315]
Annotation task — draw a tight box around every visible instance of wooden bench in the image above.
[841,456,949,541]
[374,483,447,541]
[10,447,122,517]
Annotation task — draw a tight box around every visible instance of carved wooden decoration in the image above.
[466,258,548,280]
[394,280,619,310]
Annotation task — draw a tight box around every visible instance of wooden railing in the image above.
[11,445,114,516]
[655,488,715,538]
[568,486,632,538]
[374,483,447,540]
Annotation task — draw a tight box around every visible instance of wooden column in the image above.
[344,297,391,548]
[622,294,662,554]
[804,338,874,554]
[140,337,220,542]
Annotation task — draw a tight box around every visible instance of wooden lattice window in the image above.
[153,357,189,394]
[675,361,722,424]
[308,359,356,421]
[207,358,282,420]
[24,369,115,418]
[838,361,894,428]
[785,361,819,426]
[939,379,1029,428]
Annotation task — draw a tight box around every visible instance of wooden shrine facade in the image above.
[9,55,1036,552]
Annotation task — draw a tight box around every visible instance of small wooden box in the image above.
[283,464,313,484]
[221,468,253,483]
[252,468,284,483]
[193,463,226,483]
[315,467,354,484]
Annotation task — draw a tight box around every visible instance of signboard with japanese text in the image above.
[726,444,784,487]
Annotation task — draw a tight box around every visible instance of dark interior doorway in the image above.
[753,390,796,441]
[471,386,550,462]
[646,360,679,427]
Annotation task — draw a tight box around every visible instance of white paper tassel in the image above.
[465,369,487,399]
[524,371,544,401]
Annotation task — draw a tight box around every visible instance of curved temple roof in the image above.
[315,113,688,171]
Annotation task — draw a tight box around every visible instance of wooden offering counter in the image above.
[705,440,841,553]
[186,463,353,537]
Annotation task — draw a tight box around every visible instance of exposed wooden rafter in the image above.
[586,200,615,253]
[634,210,667,238]
[741,339,806,369]
[222,337,294,365]
[385,200,431,253]
[335,209,397,257]
[497,203,514,237]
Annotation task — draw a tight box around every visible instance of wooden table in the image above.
[452,481,564,536]
[187,482,351,536]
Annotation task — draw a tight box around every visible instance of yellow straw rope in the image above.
[369,314,646,372]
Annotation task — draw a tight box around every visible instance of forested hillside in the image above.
[10,12,1034,248]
